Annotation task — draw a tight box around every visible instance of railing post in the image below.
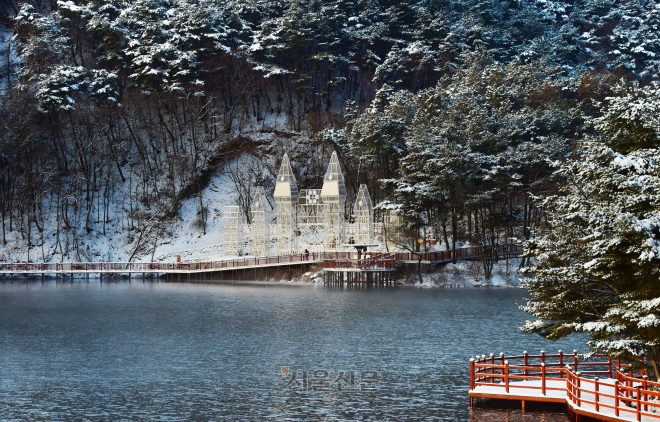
[627,365,633,401]
[615,380,620,416]
[475,355,481,384]
[629,364,634,381]
[500,352,504,383]
[541,362,546,395]
[523,351,528,376]
[594,377,599,412]
[505,360,509,393]
[490,353,495,382]
[608,355,613,378]
[573,350,578,373]
[636,385,642,421]
[558,350,563,378]
[566,365,573,401]
[576,372,581,406]
[469,358,475,391]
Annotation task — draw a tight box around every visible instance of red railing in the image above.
[323,258,396,270]
[470,351,660,421]
[395,244,521,262]
[0,252,335,273]
[321,244,521,270]
[565,367,660,421]
[0,244,523,274]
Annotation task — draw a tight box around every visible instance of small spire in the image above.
[251,186,268,211]
[320,151,346,202]
[274,153,299,202]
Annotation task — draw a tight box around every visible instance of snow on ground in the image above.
[0,166,238,264]
[144,172,235,263]
[404,258,523,288]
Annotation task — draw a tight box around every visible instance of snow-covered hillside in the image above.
[0,170,237,263]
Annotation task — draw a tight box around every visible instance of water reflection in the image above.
[471,409,571,421]
[470,401,570,421]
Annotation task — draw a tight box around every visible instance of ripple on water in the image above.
[0,280,579,420]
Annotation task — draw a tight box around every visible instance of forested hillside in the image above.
[0,0,659,263]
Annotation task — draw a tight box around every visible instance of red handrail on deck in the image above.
[469,351,660,421]
[0,252,331,274]
[0,244,522,274]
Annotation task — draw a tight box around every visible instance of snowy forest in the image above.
[1,0,660,372]
[0,0,658,264]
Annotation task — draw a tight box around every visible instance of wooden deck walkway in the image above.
[0,244,522,279]
[0,253,328,276]
[395,244,521,264]
[469,351,660,421]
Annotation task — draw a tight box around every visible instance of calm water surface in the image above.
[0,280,582,421]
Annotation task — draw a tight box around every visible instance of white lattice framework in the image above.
[250,186,270,257]
[320,152,346,250]
[373,222,384,244]
[296,189,325,251]
[354,184,373,244]
[273,153,299,255]
[223,205,244,256]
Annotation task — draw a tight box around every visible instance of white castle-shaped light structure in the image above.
[223,152,378,256]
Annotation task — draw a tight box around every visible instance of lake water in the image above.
[0,280,582,421]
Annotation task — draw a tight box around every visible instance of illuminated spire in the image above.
[320,151,346,203]
[273,153,299,203]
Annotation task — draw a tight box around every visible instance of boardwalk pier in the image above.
[0,244,522,282]
[323,252,396,286]
[321,244,522,286]
[469,351,660,421]
[0,253,323,281]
